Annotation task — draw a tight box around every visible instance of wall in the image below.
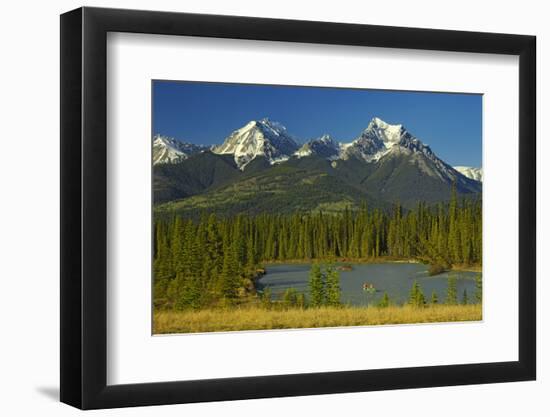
[0,0,545,415]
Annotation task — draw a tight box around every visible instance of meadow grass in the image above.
[153,304,482,334]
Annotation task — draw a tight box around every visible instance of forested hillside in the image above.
[153,186,481,309]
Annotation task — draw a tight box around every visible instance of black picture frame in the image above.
[60,6,536,410]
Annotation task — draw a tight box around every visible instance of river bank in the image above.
[451,264,482,272]
[262,258,481,271]
[154,304,482,334]
[262,257,422,266]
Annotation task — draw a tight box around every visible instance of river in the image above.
[257,262,480,306]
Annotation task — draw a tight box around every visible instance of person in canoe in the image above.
[362,282,376,293]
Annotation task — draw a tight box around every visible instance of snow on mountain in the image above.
[385,127,460,182]
[212,118,299,169]
[368,117,406,148]
[340,117,410,162]
[454,166,483,182]
[153,134,208,165]
[295,134,340,159]
[156,118,480,192]
[296,117,420,162]
[337,117,479,186]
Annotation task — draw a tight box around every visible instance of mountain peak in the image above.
[258,116,277,125]
[318,133,334,143]
[152,134,208,165]
[365,117,405,145]
[295,134,339,159]
[213,119,298,169]
[368,116,402,129]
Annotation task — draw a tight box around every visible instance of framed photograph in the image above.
[60,6,536,409]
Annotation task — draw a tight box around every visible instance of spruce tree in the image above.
[309,263,325,307]
[220,243,240,301]
[409,281,426,307]
[283,288,299,308]
[296,293,306,309]
[378,292,390,308]
[415,284,426,307]
[325,264,341,307]
[475,274,482,304]
[446,274,458,305]
[206,213,222,275]
[261,287,272,309]
[462,289,469,305]
[409,281,418,305]
[153,221,173,305]
[167,273,187,310]
[448,182,461,264]
[246,233,256,273]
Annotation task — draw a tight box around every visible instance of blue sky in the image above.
[153,81,482,167]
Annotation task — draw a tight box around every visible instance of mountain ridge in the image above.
[153,134,209,165]
[155,117,479,180]
[153,117,482,213]
[454,166,483,182]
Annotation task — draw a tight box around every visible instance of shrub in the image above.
[428,263,446,276]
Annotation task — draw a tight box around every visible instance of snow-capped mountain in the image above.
[454,166,483,182]
[336,117,475,185]
[340,117,414,162]
[295,134,340,159]
[212,118,299,169]
[208,116,478,188]
[153,134,208,165]
[155,116,482,208]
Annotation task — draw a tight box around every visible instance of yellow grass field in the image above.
[153,304,482,334]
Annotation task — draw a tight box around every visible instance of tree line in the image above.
[153,189,481,310]
[406,273,482,308]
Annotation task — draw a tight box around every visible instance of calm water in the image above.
[257,263,479,306]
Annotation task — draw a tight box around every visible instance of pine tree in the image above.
[462,289,469,305]
[409,281,418,305]
[153,221,173,304]
[378,292,390,308]
[206,213,223,275]
[448,182,462,264]
[475,273,482,304]
[296,293,306,309]
[409,280,426,307]
[309,263,325,307]
[176,273,202,309]
[446,274,458,305]
[167,273,187,310]
[325,264,341,307]
[220,242,240,301]
[246,232,256,273]
[283,288,299,308]
[261,287,272,309]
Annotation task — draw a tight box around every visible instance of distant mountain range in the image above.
[453,166,483,182]
[153,134,209,165]
[153,117,482,217]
